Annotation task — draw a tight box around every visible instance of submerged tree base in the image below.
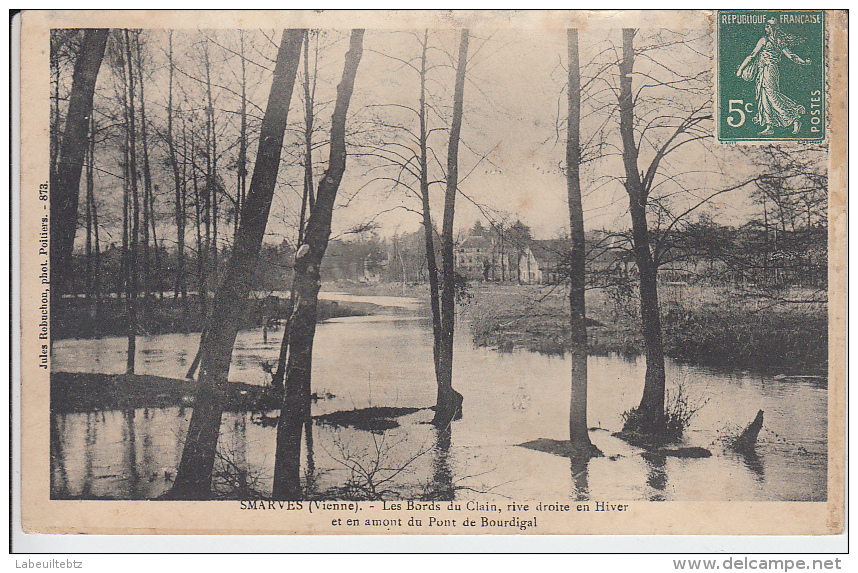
[617,409,676,448]
[618,379,709,447]
[518,438,603,460]
[431,388,464,427]
[315,406,424,433]
[641,447,711,461]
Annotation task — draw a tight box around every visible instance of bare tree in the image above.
[123,29,141,375]
[615,29,711,436]
[270,29,321,392]
[50,28,109,303]
[418,30,443,382]
[351,30,447,391]
[166,29,305,500]
[566,29,598,458]
[165,31,189,318]
[434,29,469,427]
[272,29,365,500]
[85,113,102,318]
[298,30,318,245]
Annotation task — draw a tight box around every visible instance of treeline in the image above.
[588,216,827,292]
[52,30,287,325]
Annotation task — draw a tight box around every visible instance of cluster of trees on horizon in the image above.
[63,205,827,304]
[50,25,827,500]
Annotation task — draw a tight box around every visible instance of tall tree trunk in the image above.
[166,30,305,500]
[619,28,666,433]
[186,150,210,380]
[124,30,140,376]
[180,117,189,312]
[121,88,129,307]
[88,113,102,320]
[271,29,316,392]
[85,125,93,304]
[204,46,219,287]
[272,29,364,500]
[204,157,211,299]
[91,185,102,321]
[167,33,186,309]
[236,30,247,237]
[150,174,163,300]
[203,50,212,306]
[566,29,597,457]
[50,28,109,304]
[433,29,468,427]
[298,30,315,245]
[192,138,206,319]
[419,29,443,381]
[136,35,153,307]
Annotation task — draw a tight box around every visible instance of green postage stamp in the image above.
[717,10,825,143]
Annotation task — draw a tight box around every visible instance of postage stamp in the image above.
[717,10,826,143]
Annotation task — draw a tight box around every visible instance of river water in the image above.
[50,294,827,502]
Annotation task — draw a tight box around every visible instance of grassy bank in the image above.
[324,280,430,299]
[51,371,281,413]
[466,284,642,357]
[465,283,827,375]
[53,295,368,340]
[662,306,827,375]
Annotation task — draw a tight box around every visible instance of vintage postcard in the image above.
[18,9,846,536]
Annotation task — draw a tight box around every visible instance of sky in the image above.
[65,14,804,252]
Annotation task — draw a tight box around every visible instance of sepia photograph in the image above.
[17,9,846,537]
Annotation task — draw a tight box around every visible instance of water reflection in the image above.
[122,409,139,498]
[569,457,590,501]
[50,415,68,497]
[736,449,765,482]
[304,420,315,484]
[82,413,96,498]
[51,298,828,502]
[427,427,454,501]
[643,454,668,501]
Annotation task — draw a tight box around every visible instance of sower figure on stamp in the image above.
[737,17,812,135]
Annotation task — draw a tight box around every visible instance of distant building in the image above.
[455,234,493,279]
[518,239,568,284]
[361,252,390,284]
[454,233,518,281]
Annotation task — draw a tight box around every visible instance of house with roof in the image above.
[454,232,519,281]
[518,239,569,284]
[455,234,493,279]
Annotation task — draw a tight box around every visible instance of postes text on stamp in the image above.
[717,10,825,143]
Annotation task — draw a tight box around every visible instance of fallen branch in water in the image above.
[730,410,764,453]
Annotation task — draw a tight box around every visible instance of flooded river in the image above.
[51,294,827,502]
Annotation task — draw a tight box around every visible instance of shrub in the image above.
[620,382,707,445]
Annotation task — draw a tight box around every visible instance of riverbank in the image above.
[51,372,422,434]
[53,295,369,340]
[465,284,640,357]
[465,283,827,375]
[324,279,430,299]
[50,371,282,413]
